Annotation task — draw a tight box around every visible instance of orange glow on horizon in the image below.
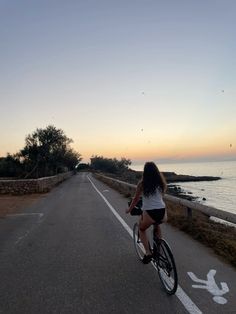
[73,141,236,164]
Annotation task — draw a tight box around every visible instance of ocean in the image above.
[131,160,236,215]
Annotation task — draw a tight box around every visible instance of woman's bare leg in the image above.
[139,211,155,255]
[154,224,162,239]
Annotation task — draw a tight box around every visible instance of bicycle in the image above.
[131,201,178,295]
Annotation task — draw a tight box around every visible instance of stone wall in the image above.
[0,172,73,195]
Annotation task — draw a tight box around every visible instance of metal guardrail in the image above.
[94,173,236,225]
[164,194,236,225]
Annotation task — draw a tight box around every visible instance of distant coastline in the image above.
[145,171,221,183]
[106,168,221,202]
[157,171,221,202]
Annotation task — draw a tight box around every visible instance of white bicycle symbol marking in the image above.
[187,269,229,304]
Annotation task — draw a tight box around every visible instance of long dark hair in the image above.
[142,161,167,197]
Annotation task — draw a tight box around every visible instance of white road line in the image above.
[88,176,133,237]
[15,230,31,245]
[6,213,44,218]
[6,213,44,245]
[88,175,203,314]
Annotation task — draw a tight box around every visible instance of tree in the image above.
[19,125,82,178]
[76,163,90,171]
[90,155,131,174]
[0,154,23,177]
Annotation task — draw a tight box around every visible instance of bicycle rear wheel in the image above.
[155,239,178,295]
[133,222,145,261]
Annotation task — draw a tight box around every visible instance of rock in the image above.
[162,172,221,183]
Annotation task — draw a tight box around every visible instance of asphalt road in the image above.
[0,172,235,314]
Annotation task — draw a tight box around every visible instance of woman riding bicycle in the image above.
[126,161,167,264]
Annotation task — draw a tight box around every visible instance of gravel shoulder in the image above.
[0,194,45,218]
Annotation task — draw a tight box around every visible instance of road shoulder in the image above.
[0,194,46,218]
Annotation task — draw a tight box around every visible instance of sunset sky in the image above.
[1,0,236,166]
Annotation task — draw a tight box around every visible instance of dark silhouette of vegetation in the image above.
[0,125,82,178]
[76,163,91,171]
[90,155,131,174]
[0,154,23,178]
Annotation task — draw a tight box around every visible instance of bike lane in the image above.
[88,174,236,314]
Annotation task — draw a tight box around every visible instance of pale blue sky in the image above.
[1,0,235,164]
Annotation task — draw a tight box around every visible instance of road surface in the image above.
[0,172,235,313]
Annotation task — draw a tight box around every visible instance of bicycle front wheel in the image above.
[133,222,145,261]
[156,239,178,295]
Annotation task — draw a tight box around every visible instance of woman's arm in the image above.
[126,181,142,214]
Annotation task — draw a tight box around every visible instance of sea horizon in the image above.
[130,158,236,172]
